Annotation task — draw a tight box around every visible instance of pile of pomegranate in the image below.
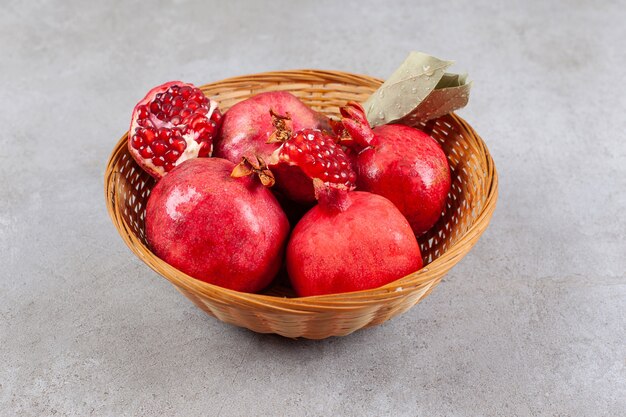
[130,81,451,296]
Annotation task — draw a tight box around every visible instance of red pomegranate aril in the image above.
[137,105,149,119]
[189,116,206,129]
[153,156,165,167]
[162,93,172,103]
[180,108,192,118]
[198,142,211,157]
[187,101,199,111]
[131,134,143,149]
[171,138,186,152]
[164,150,180,162]
[180,86,192,98]
[164,162,175,172]
[150,102,160,113]
[158,128,172,140]
[197,124,215,139]
[151,140,167,156]
[191,90,203,100]
[143,129,156,143]
[172,96,184,108]
[140,147,153,158]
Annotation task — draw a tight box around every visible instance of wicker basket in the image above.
[105,70,498,339]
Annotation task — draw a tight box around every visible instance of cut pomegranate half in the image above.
[128,81,222,179]
[266,111,356,203]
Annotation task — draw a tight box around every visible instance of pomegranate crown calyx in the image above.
[338,101,375,148]
[267,109,293,144]
[231,156,276,187]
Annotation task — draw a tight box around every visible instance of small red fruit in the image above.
[213,91,330,164]
[266,111,356,204]
[145,158,289,293]
[286,182,423,296]
[338,102,451,236]
[129,81,222,179]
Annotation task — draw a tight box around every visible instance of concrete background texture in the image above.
[1,0,624,416]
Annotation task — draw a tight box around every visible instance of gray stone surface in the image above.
[1,0,625,415]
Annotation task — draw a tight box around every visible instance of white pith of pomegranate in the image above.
[128,81,222,179]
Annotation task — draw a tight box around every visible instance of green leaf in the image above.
[396,75,472,126]
[363,52,471,126]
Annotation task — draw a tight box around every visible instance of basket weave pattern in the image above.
[105,70,498,339]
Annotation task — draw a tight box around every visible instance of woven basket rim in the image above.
[105,69,498,312]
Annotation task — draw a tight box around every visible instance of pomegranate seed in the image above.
[144,128,156,144]
[131,134,143,149]
[189,115,204,129]
[171,138,187,152]
[198,142,211,157]
[150,101,161,113]
[137,105,149,119]
[162,103,172,113]
[171,116,181,125]
[180,86,192,99]
[187,101,199,111]
[162,93,173,103]
[152,156,165,167]
[152,140,167,156]
[156,112,166,121]
[158,128,172,140]
[172,96,184,108]
[200,124,216,137]
[180,108,192,118]
[139,146,153,158]
[164,162,176,172]
[164,150,180,162]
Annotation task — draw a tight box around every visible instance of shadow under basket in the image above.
[105,70,498,339]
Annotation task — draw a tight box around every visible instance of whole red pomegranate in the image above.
[286,182,423,296]
[338,102,451,236]
[145,157,289,293]
[213,91,330,164]
[129,81,222,179]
